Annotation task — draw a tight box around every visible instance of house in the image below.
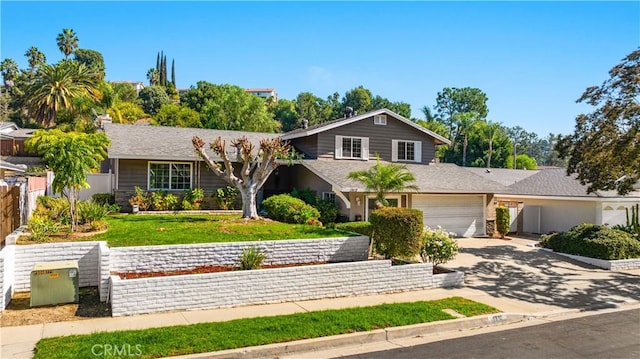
[103,108,508,237]
[0,122,37,157]
[245,88,278,102]
[465,167,640,234]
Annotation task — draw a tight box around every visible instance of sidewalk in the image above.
[1,286,562,359]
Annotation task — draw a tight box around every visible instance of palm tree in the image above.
[479,121,502,168]
[347,155,419,208]
[23,61,100,128]
[56,28,79,58]
[0,58,18,91]
[146,68,159,86]
[24,46,46,73]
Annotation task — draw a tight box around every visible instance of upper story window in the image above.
[391,140,422,163]
[373,115,387,125]
[335,135,369,160]
[148,162,192,190]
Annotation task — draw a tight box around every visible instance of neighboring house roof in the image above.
[302,159,508,194]
[0,122,19,133]
[0,159,27,172]
[104,123,280,161]
[245,88,275,93]
[281,108,452,146]
[465,167,540,186]
[467,167,640,198]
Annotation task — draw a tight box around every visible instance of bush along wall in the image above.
[370,207,423,259]
[544,223,640,260]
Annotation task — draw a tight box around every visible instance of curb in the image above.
[171,313,530,359]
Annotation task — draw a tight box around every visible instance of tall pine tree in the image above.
[171,59,175,86]
[162,54,167,86]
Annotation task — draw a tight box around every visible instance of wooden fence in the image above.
[1,186,20,249]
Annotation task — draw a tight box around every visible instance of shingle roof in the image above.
[302,160,508,194]
[282,108,451,145]
[104,123,280,161]
[464,167,540,186]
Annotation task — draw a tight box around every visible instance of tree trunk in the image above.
[462,135,468,167]
[68,188,78,232]
[240,185,259,219]
[487,141,493,168]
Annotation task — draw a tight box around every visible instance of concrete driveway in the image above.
[444,237,640,311]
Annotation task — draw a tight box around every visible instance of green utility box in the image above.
[30,260,79,307]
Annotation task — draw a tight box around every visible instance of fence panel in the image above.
[1,186,20,249]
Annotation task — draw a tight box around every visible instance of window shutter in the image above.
[414,141,422,163]
[362,137,369,160]
[335,135,342,159]
[391,140,398,161]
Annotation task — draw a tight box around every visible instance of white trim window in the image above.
[335,135,369,160]
[322,192,336,203]
[391,140,422,163]
[148,162,192,190]
[373,115,387,125]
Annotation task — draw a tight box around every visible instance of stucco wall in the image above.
[509,198,597,234]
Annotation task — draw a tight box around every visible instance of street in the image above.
[342,309,640,359]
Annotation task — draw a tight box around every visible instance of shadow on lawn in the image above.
[453,245,640,310]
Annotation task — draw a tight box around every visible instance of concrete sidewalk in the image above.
[1,286,560,359]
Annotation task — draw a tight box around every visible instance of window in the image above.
[391,140,422,163]
[335,135,369,160]
[373,115,387,125]
[148,162,192,190]
[322,192,336,202]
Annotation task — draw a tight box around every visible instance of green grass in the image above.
[89,214,351,247]
[34,297,498,359]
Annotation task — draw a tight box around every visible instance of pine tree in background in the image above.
[171,59,175,86]
[156,52,160,74]
[162,54,167,87]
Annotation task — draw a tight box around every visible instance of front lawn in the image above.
[34,297,498,359]
[89,214,351,247]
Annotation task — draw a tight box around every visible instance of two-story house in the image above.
[103,109,507,237]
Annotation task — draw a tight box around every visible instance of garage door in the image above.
[412,194,485,237]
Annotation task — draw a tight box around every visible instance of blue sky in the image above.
[1,1,638,136]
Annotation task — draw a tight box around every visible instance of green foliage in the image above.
[91,193,114,206]
[505,154,537,170]
[271,99,298,132]
[181,188,204,210]
[129,186,151,211]
[342,85,372,114]
[212,186,238,210]
[420,226,459,266]
[290,188,318,205]
[334,221,373,237]
[28,215,60,242]
[238,246,267,270]
[34,196,70,224]
[138,85,170,115]
[369,207,423,259]
[556,49,639,195]
[496,206,510,238]
[347,155,418,207]
[112,101,147,123]
[612,204,639,239]
[111,82,138,103]
[545,223,640,260]
[262,194,321,225]
[56,28,78,58]
[73,48,105,79]
[153,103,202,128]
[77,201,109,224]
[289,188,338,225]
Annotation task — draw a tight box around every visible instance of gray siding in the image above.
[117,159,148,191]
[316,115,436,164]
[290,135,318,159]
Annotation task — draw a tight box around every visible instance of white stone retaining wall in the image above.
[109,236,369,273]
[543,249,640,270]
[432,270,465,288]
[110,260,435,317]
[0,245,15,310]
[13,241,102,292]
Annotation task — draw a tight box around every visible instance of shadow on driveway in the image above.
[451,244,640,310]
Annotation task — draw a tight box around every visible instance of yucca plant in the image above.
[237,247,267,270]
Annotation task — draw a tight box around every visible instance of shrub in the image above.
[612,204,639,239]
[91,193,115,206]
[237,247,267,270]
[34,196,70,224]
[129,186,151,211]
[262,194,320,225]
[290,188,317,205]
[496,206,510,238]
[334,221,373,238]
[77,201,109,224]
[369,207,423,259]
[28,215,60,242]
[107,203,122,213]
[546,223,640,260]
[181,188,205,210]
[149,191,179,211]
[315,198,339,225]
[212,186,238,210]
[421,226,459,266]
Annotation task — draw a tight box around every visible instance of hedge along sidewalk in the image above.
[34,297,498,359]
[85,214,353,247]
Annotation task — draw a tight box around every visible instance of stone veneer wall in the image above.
[0,245,15,310]
[109,236,369,273]
[543,249,640,270]
[110,260,434,317]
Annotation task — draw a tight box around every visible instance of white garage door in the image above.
[412,194,485,237]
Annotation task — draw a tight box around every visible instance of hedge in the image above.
[544,223,640,260]
[262,194,321,225]
[370,207,423,259]
[334,221,373,238]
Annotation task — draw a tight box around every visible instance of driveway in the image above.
[444,237,640,311]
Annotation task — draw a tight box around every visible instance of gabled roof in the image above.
[302,159,507,194]
[104,123,280,161]
[282,108,451,145]
[0,122,19,133]
[464,167,540,186]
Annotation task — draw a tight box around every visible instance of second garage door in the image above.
[412,194,485,237]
